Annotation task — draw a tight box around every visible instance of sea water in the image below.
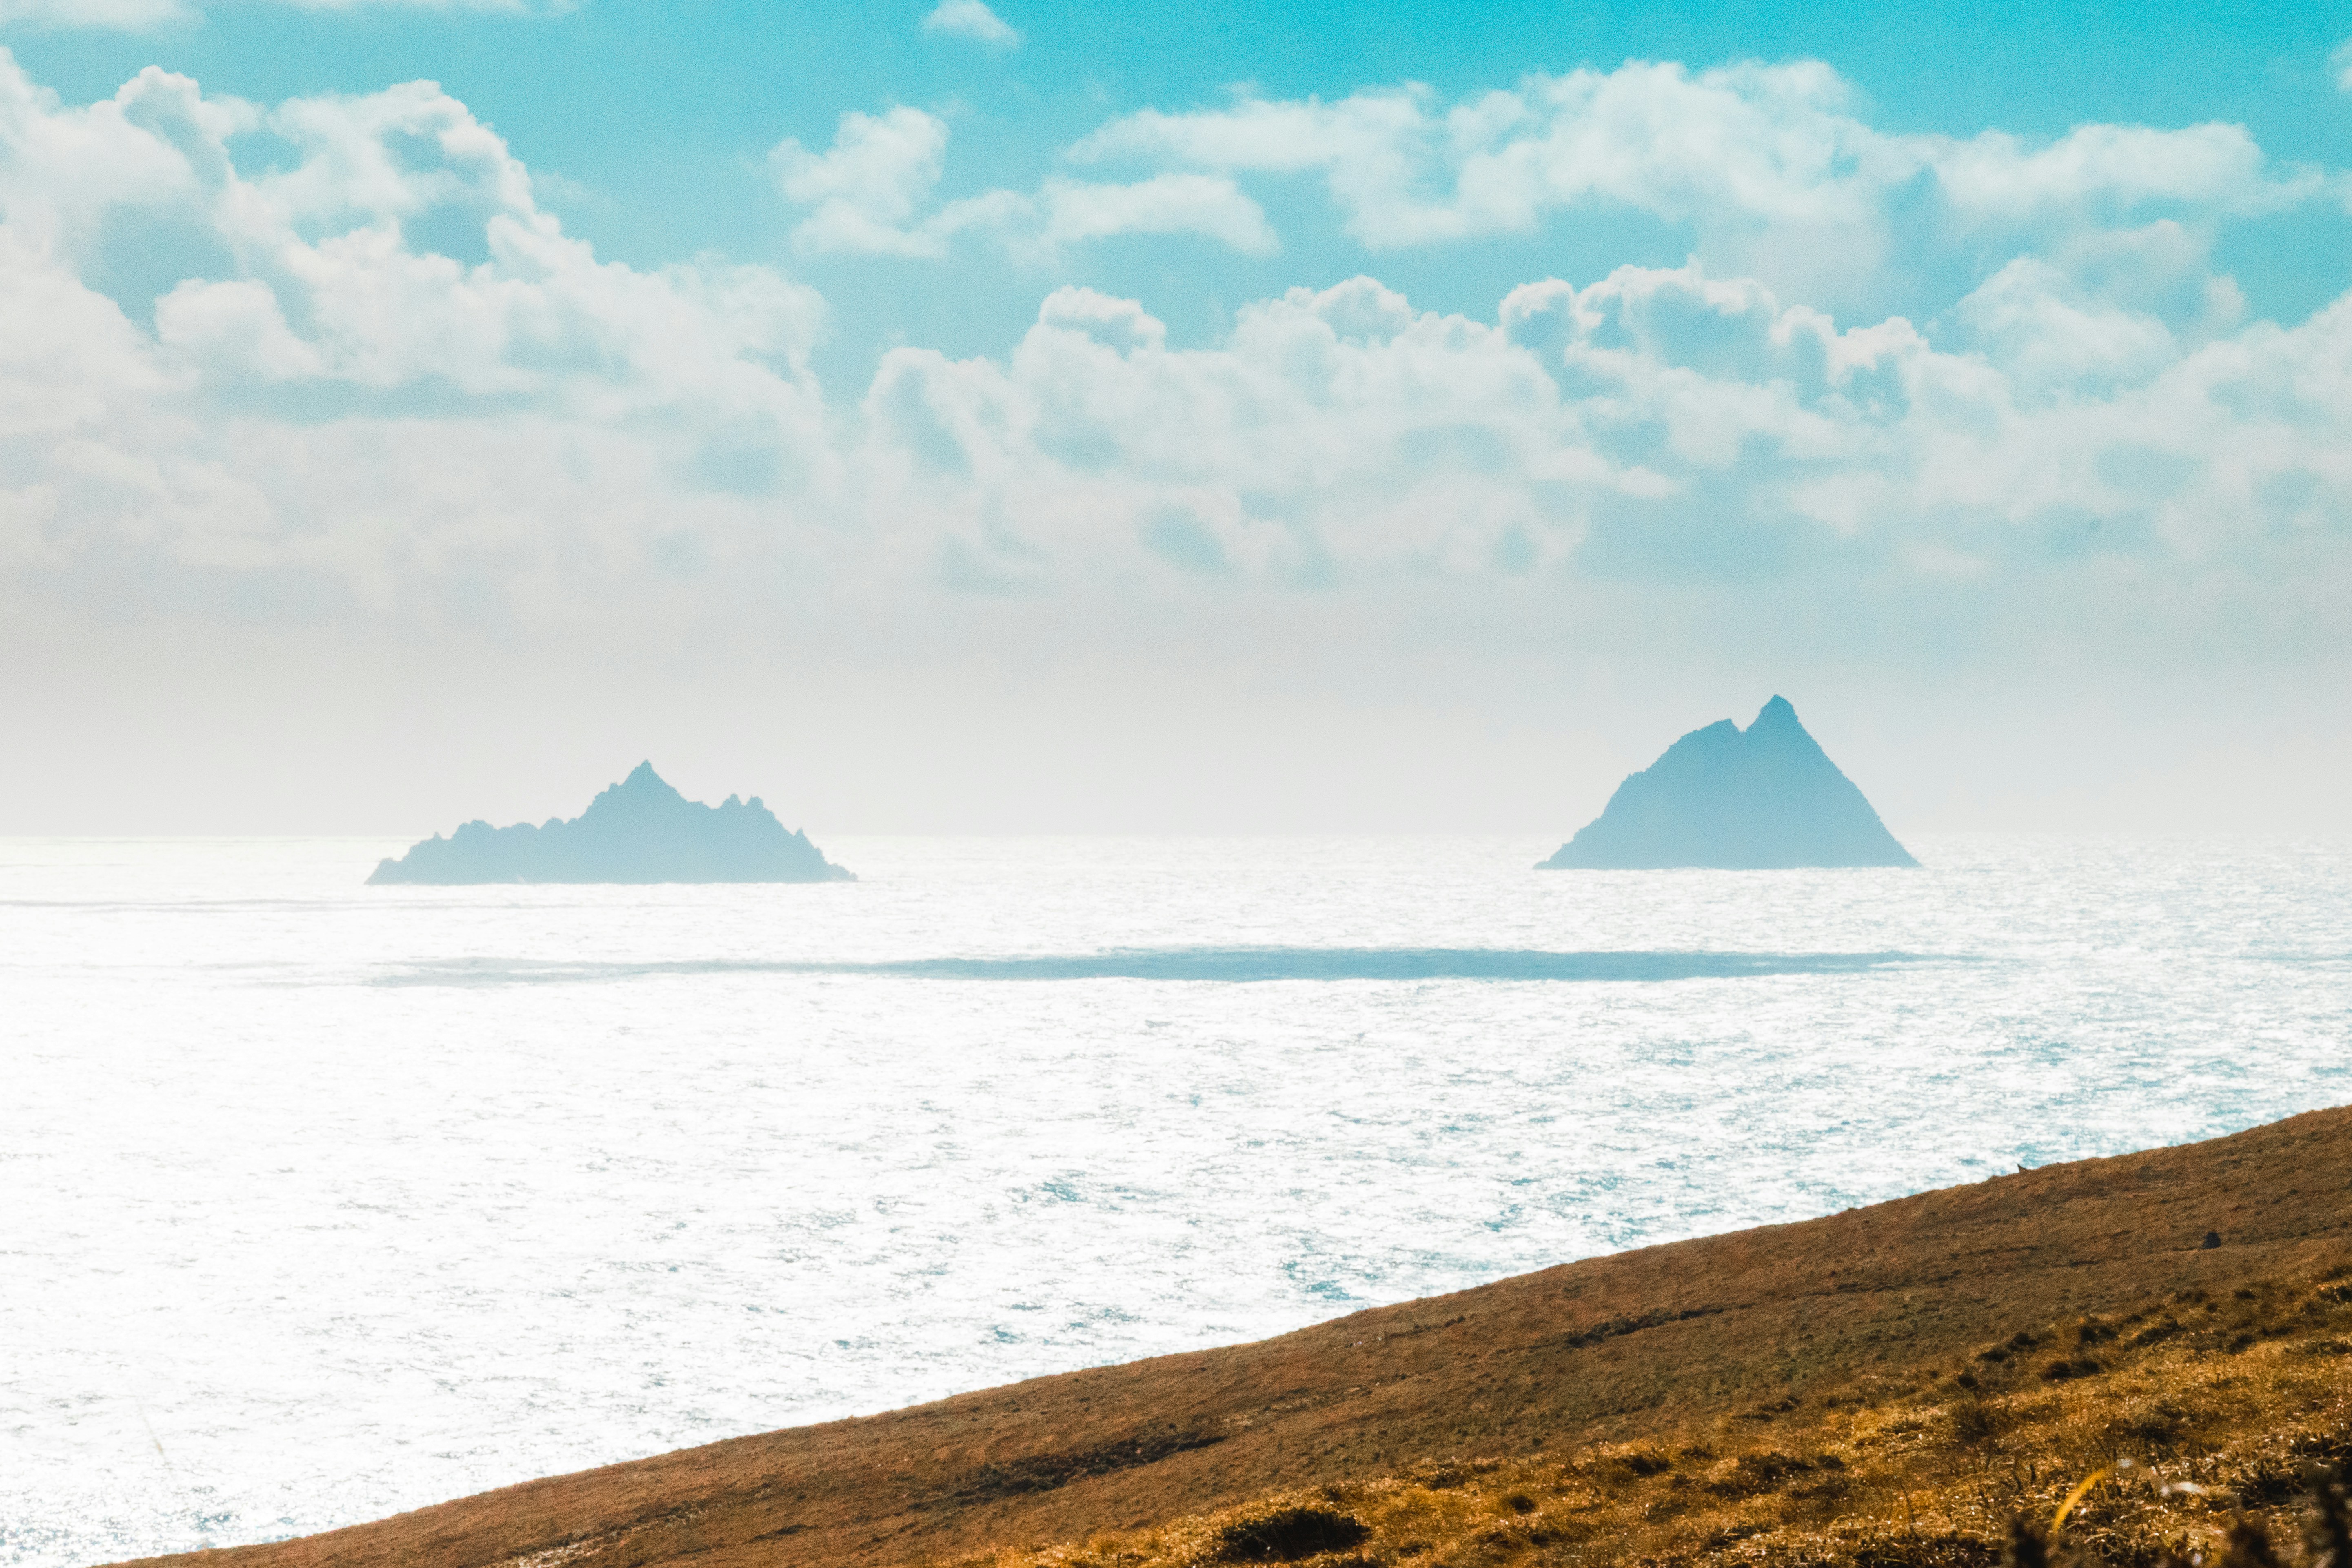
[3,835,2348,1567]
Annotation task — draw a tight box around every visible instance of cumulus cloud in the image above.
[3,50,2348,834]
[1068,61,2331,317]
[770,109,1274,259]
[863,277,1631,588]
[847,260,2352,625]
[921,0,1016,47]
[771,106,955,257]
[0,49,2347,680]
[1034,173,1275,254]
[0,53,834,621]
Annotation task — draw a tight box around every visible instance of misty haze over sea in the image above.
[6,833,2348,1567]
[4,0,2350,1561]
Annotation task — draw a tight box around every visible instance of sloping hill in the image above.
[961,1232,2352,1568]
[122,1106,2352,1568]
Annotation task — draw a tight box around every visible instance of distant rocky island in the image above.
[1540,696,1917,869]
[368,763,854,885]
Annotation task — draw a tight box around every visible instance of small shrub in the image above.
[1213,1506,1369,1562]
[1705,1450,1813,1497]
[1600,1444,1673,1479]
[2040,1356,2102,1382]
[1952,1399,2003,1445]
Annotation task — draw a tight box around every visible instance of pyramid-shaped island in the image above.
[368,763,854,885]
[1540,697,1916,870]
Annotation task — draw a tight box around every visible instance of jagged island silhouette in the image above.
[1541,696,1917,869]
[368,763,854,885]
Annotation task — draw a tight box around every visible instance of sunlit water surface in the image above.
[4,835,2348,1566]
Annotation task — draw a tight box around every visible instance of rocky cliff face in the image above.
[1540,697,1916,869]
[368,763,855,885]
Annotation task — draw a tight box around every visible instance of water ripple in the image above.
[368,947,1960,987]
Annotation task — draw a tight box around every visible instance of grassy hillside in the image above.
[120,1106,2352,1568]
[962,1263,2352,1568]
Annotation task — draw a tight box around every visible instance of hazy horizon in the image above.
[11,622,2350,839]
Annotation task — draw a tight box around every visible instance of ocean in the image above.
[4,834,2348,1567]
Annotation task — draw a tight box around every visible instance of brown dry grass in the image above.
[116,1105,2352,1568]
[957,1269,2352,1568]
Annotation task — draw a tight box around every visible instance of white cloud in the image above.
[0,228,166,441]
[1931,120,2306,220]
[770,106,953,257]
[154,277,323,380]
[0,50,2346,694]
[921,0,1015,47]
[1067,60,2331,319]
[1951,258,2179,396]
[836,255,2352,630]
[769,110,1276,259]
[1035,173,1276,255]
[2334,38,2352,92]
[861,276,1637,587]
[1,53,2347,834]
[0,53,836,618]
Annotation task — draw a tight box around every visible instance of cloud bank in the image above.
[1071,62,2336,323]
[1075,64,2321,248]
[9,53,2342,612]
[1,49,2347,828]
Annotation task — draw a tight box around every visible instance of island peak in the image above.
[368,765,854,885]
[1539,697,1917,870]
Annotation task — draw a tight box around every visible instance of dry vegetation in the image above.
[119,1107,2352,1568]
[960,1269,2352,1568]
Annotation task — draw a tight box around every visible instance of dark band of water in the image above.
[371,948,1958,987]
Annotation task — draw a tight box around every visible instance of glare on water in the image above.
[3,834,2347,1566]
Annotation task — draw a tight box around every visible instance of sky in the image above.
[2,0,2350,835]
